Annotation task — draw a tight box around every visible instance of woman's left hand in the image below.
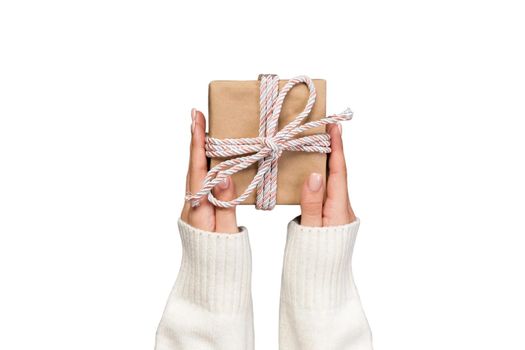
[299,123,357,227]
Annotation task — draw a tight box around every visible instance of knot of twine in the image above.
[186,74,353,210]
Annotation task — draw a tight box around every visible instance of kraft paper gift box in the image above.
[208,78,327,205]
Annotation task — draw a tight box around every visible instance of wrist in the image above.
[282,217,361,309]
[175,219,252,313]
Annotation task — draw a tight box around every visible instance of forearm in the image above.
[155,219,254,350]
[279,218,373,350]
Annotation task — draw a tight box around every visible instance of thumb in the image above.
[212,176,239,233]
[300,173,324,227]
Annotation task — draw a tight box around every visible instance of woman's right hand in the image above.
[180,109,239,233]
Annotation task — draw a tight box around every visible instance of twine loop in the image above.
[185,74,353,210]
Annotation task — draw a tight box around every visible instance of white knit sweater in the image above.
[155,218,372,350]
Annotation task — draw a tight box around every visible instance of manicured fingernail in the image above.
[337,122,342,135]
[308,173,322,192]
[218,176,230,190]
[191,108,197,133]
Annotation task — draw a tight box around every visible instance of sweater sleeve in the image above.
[279,217,373,350]
[155,219,254,350]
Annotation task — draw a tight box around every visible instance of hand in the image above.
[300,123,357,227]
[180,109,239,233]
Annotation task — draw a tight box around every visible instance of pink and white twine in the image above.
[185,74,353,210]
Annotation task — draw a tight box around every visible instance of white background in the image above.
[1,0,524,349]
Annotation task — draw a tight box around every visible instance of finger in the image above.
[326,123,349,201]
[188,109,214,231]
[189,109,208,194]
[212,176,239,233]
[181,110,194,222]
[299,173,324,227]
[180,171,190,222]
[324,123,356,225]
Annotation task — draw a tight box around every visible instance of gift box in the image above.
[208,78,328,205]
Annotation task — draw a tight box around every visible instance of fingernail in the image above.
[337,122,342,135]
[308,173,322,192]
[218,176,230,190]
[191,108,197,133]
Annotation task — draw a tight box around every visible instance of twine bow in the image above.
[185,74,353,210]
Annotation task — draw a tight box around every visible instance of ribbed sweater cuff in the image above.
[281,217,361,309]
[174,219,252,314]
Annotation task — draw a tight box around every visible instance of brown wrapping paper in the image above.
[208,79,327,205]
